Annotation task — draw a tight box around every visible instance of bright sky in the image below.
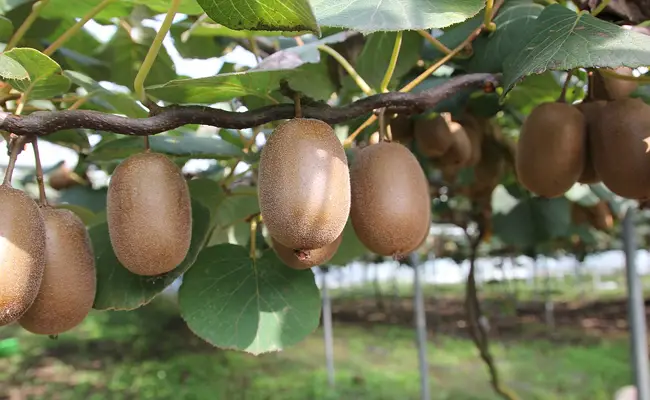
[0,14,645,283]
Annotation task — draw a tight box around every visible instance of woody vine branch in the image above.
[0,73,500,137]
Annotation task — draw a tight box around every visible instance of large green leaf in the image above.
[0,15,13,41]
[133,0,204,14]
[502,4,650,95]
[87,135,245,162]
[41,129,90,152]
[310,0,484,33]
[354,31,424,91]
[91,179,224,311]
[170,21,228,60]
[64,70,147,118]
[503,71,562,115]
[179,243,322,355]
[196,0,319,34]
[4,47,71,99]
[466,2,544,73]
[56,186,108,214]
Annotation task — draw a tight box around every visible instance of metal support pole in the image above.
[411,253,430,400]
[320,267,335,388]
[623,207,650,400]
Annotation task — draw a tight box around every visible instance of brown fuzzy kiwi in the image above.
[258,118,351,252]
[413,113,454,157]
[0,185,47,327]
[462,136,505,199]
[458,114,484,167]
[389,114,414,144]
[349,141,431,257]
[587,201,614,231]
[107,152,192,276]
[18,208,96,335]
[590,98,650,199]
[272,233,343,270]
[515,102,586,198]
[575,101,607,184]
[437,122,472,167]
[601,67,639,100]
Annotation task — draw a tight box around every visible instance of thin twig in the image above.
[32,138,48,206]
[318,44,374,96]
[591,0,611,16]
[558,69,575,102]
[380,32,403,92]
[417,30,452,55]
[2,135,28,186]
[5,0,50,51]
[0,73,501,137]
[43,0,114,56]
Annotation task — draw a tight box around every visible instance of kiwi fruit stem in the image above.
[2,135,27,186]
[249,218,258,260]
[557,69,574,103]
[31,139,49,206]
[294,93,302,118]
[143,136,150,152]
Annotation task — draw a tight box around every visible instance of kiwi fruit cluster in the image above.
[516,67,648,200]
[258,116,432,267]
[0,156,96,335]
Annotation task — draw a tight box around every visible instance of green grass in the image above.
[0,296,634,400]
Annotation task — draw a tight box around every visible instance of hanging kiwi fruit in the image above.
[258,117,351,256]
[0,137,47,327]
[19,208,96,335]
[413,112,455,157]
[516,101,587,198]
[599,67,639,100]
[349,114,431,258]
[388,113,414,145]
[107,150,193,276]
[271,232,343,270]
[574,100,607,184]
[589,97,650,199]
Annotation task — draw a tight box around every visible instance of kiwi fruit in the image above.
[458,114,484,167]
[516,102,586,198]
[18,208,96,335]
[589,97,650,199]
[107,152,192,276]
[575,101,607,184]
[389,114,414,144]
[601,67,639,100]
[349,141,431,257]
[413,113,454,157]
[258,118,350,252]
[0,185,47,327]
[272,232,343,270]
[437,122,473,167]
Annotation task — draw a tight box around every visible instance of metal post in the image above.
[320,267,335,388]
[411,253,430,400]
[623,207,650,400]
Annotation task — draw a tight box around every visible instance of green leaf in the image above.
[64,70,147,118]
[91,179,224,311]
[196,0,319,34]
[170,21,228,60]
[41,129,90,152]
[39,0,132,20]
[502,4,650,95]
[179,243,322,354]
[56,186,107,214]
[354,31,423,91]
[54,204,96,226]
[466,2,544,73]
[310,0,485,33]
[327,219,369,266]
[96,27,176,89]
[0,53,28,80]
[504,71,561,115]
[0,15,13,41]
[133,0,204,14]
[4,48,71,99]
[87,135,245,162]
[146,69,293,104]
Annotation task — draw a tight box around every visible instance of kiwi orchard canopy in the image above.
[0,0,650,398]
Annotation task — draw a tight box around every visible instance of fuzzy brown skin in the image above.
[272,233,343,270]
[0,185,47,327]
[516,102,587,198]
[601,67,639,100]
[349,142,431,257]
[590,98,650,200]
[258,118,350,251]
[19,208,96,335]
[437,122,473,167]
[413,114,454,158]
[107,152,192,276]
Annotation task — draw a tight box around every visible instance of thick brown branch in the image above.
[0,73,500,137]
